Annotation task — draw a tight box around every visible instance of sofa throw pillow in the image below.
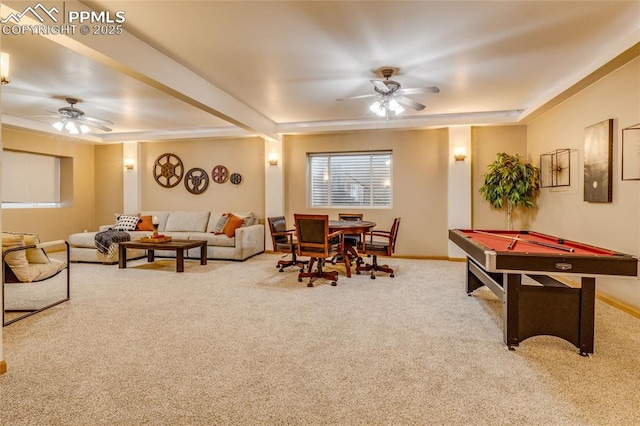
[222,213,244,238]
[213,213,229,234]
[136,215,155,231]
[2,233,31,282]
[23,234,50,264]
[113,215,140,231]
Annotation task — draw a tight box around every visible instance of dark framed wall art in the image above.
[540,148,571,188]
[583,119,613,203]
[622,124,640,181]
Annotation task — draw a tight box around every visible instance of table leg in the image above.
[176,249,185,273]
[119,245,127,269]
[503,273,520,350]
[200,243,207,265]
[579,277,596,355]
[147,249,155,262]
[343,244,352,277]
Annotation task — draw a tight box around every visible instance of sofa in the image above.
[68,211,264,264]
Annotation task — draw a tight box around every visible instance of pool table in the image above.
[448,229,639,355]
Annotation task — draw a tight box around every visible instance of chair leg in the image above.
[278,252,309,272]
[297,258,338,287]
[355,255,395,279]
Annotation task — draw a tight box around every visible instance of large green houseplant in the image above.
[479,152,540,230]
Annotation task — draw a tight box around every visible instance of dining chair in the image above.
[356,217,401,279]
[294,214,344,287]
[267,216,308,272]
[338,212,364,251]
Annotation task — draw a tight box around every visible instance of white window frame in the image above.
[307,150,392,208]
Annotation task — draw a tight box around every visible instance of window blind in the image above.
[2,150,60,206]
[308,151,392,208]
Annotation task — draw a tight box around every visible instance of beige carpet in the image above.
[1,254,640,425]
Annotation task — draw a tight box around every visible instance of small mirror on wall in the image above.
[622,124,640,181]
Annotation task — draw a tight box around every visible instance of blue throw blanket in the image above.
[95,230,131,257]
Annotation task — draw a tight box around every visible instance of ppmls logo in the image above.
[1,2,59,24]
[2,2,125,36]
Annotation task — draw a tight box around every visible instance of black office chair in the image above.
[268,216,308,272]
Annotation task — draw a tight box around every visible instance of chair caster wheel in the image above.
[370,275,376,279]
[331,281,337,286]
[390,274,394,278]
[356,271,361,275]
[279,268,284,272]
[307,282,313,287]
[298,278,302,282]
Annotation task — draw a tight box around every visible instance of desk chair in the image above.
[356,217,401,279]
[268,216,308,272]
[294,214,343,287]
[338,213,364,251]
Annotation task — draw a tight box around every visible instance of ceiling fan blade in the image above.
[82,116,114,125]
[337,93,378,101]
[396,95,426,111]
[77,119,112,132]
[398,86,440,95]
[370,80,391,93]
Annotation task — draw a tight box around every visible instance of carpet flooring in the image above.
[1,254,640,425]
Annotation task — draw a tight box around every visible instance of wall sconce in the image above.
[454,147,467,161]
[267,152,278,166]
[124,158,135,170]
[1,52,10,85]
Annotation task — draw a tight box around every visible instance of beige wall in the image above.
[140,137,265,217]
[1,127,95,241]
[95,143,124,227]
[471,125,528,229]
[284,129,450,257]
[527,56,640,310]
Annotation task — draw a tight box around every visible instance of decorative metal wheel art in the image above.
[212,165,229,184]
[153,153,184,188]
[230,172,243,185]
[184,167,210,194]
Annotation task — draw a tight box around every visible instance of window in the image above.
[308,151,392,208]
[2,150,61,208]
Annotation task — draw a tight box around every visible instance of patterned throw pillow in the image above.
[112,215,140,231]
[213,213,229,234]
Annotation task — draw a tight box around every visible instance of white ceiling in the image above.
[1,0,639,143]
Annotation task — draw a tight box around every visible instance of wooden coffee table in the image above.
[118,239,207,272]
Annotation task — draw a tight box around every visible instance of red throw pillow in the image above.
[136,215,155,231]
[221,213,244,238]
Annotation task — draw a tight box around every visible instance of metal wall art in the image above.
[184,167,210,194]
[584,119,613,203]
[540,149,570,188]
[153,153,184,188]
[622,123,640,181]
[212,165,229,183]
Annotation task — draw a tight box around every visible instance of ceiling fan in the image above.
[43,97,113,134]
[338,67,439,118]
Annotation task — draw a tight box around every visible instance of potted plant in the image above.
[479,152,540,230]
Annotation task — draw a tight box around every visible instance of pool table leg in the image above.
[579,277,596,356]
[503,273,520,350]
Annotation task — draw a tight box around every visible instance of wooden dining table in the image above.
[329,220,376,277]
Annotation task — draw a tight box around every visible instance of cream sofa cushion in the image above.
[164,211,211,232]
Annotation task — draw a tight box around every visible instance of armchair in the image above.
[356,217,401,279]
[268,216,308,272]
[294,214,343,287]
[3,233,70,326]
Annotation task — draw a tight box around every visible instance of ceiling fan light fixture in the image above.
[388,98,404,114]
[79,124,91,134]
[52,121,65,131]
[64,120,79,134]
